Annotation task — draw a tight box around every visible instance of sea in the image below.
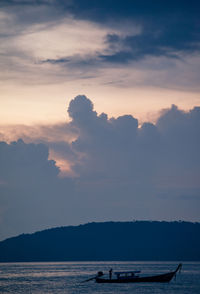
[0,261,199,294]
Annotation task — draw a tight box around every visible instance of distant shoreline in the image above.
[0,221,199,262]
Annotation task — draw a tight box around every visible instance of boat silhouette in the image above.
[83,263,182,283]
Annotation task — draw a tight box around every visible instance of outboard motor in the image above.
[97,271,103,277]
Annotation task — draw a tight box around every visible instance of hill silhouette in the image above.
[0,221,199,262]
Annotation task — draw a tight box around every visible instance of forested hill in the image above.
[0,221,199,262]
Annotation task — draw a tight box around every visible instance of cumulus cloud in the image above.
[67,96,200,217]
[67,96,200,184]
[0,123,78,177]
[0,95,200,240]
[0,139,77,240]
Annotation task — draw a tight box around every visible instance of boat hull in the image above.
[95,264,182,284]
[96,272,175,283]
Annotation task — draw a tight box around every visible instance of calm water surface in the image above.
[0,261,199,294]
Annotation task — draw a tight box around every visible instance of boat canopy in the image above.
[114,271,141,275]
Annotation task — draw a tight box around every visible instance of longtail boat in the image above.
[82,263,182,284]
[95,263,182,283]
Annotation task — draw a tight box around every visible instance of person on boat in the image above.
[109,268,113,279]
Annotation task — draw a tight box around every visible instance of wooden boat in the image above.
[95,263,182,283]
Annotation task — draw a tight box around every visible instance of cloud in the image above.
[1,0,200,91]
[0,123,77,143]
[0,123,79,177]
[0,139,79,240]
[156,105,200,170]
[0,102,200,239]
[67,96,200,184]
[50,1,200,61]
[66,96,200,221]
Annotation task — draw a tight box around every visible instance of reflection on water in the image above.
[0,261,199,294]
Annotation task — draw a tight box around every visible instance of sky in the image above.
[0,0,200,240]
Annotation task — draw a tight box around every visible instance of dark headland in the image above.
[0,221,199,262]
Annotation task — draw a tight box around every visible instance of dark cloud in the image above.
[42,58,71,64]
[56,0,200,61]
[101,18,200,63]
[1,0,200,93]
[1,95,200,240]
[2,0,199,63]
[41,54,101,76]
[57,0,199,23]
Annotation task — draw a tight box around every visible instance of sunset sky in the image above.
[0,0,200,240]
